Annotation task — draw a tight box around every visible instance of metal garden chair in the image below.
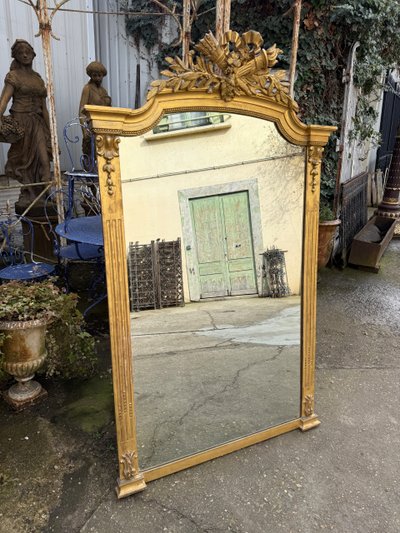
[43,117,105,315]
[0,214,55,282]
[62,118,100,219]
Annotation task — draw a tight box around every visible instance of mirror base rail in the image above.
[141,419,302,485]
[115,415,321,496]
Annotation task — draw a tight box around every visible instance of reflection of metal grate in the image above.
[128,242,156,311]
[339,172,368,266]
[128,239,184,311]
[261,247,291,298]
[158,239,184,308]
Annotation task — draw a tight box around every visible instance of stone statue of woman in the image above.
[0,39,52,213]
[79,61,111,158]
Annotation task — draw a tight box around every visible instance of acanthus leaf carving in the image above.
[308,146,324,193]
[304,394,314,417]
[120,450,137,479]
[147,30,297,109]
[96,134,120,196]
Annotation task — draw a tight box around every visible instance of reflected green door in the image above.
[190,192,257,298]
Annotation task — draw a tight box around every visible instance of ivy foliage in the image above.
[123,0,165,48]
[124,0,400,203]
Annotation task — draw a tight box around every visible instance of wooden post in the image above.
[289,0,302,99]
[35,0,65,224]
[182,0,191,67]
[216,0,231,42]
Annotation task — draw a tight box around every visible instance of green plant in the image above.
[0,280,97,381]
[124,0,164,48]
[0,279,63,322]
[319,202,336,222]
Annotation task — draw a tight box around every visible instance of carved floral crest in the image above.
[148,30,296,108]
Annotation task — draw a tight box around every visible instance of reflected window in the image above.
[153,112,226,133]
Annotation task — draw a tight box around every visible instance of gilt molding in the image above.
[96,134,121,196]
[148,30,296,109]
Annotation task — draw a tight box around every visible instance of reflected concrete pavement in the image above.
[131,296,301,470]
[80,240,400,533]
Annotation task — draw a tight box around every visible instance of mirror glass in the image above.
[118,112,305,470]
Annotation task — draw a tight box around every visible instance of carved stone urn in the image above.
[0,318,48,409]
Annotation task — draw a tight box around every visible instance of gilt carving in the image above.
[308,146,324,193]
[120,451,137,479]
[148,30,296,107]
[304,394,314,417]
[96,134,120,196]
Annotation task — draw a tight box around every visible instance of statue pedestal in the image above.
[15,200,58,263]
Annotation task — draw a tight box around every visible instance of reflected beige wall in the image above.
[119,114,305,298]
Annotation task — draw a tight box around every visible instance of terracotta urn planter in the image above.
[0,318,48,408]
[318,219,341,269]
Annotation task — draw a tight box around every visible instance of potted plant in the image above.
[318,203,341,269]
[0,279,96,409]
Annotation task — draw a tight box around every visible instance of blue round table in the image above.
[55,215,103,247]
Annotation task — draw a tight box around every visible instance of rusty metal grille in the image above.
[158,239,184,308]
[128,242,157,311]
[339,172,368,266]
[261,247,291,298]
[128,238,184,311]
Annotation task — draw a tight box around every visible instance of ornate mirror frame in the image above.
[86,30,336,499]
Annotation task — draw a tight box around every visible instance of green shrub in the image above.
[0,280,97,380]
[319,203,336,222]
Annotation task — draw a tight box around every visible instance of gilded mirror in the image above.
[87,30,335,498]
